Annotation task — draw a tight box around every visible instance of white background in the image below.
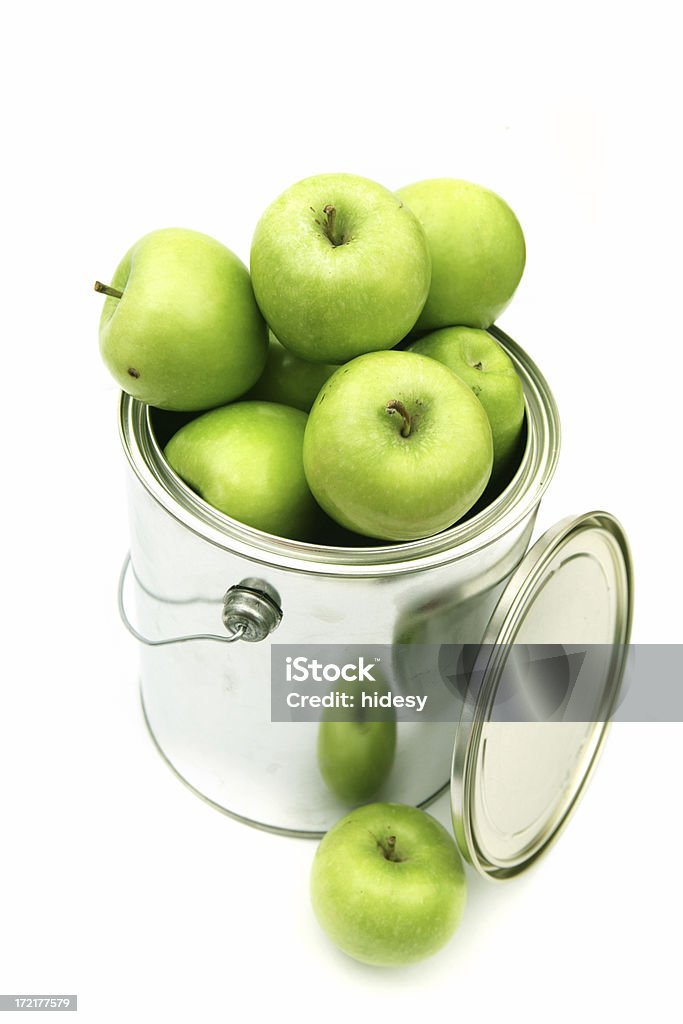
[1,2,681,1021]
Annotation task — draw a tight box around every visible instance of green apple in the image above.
[250,173,431,363]
[317,676,396,803]
[246,332,337,412]
[396,179,526,330]
[303,350,493,541]
[310,802,467,966]
[164,401,320,540]
[408,327,525,477]
[97,228,268,410]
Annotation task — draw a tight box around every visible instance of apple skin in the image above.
[408,327,525,478]
[99,228,268,411]
[246,332,337,412]
[250,173,431,363]
[164,401,320,541]
[310,802,467,966]
[303,350,493,541]
[395,179,525,331]
[317,677,397,803]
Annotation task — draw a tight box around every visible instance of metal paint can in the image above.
[118,327,632,876]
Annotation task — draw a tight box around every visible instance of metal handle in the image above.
[117,553,282,646]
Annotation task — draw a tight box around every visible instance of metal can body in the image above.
[120,329,560,835]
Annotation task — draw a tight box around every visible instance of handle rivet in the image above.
[222,580,283,643]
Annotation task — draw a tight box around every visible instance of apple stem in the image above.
[323,204,339,246]
[386,400,412,438]
[94,281,123,299]
[380,835,403,862]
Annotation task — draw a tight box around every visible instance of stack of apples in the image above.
[97,173,527,544]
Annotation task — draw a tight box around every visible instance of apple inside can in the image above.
[117,326,632,877]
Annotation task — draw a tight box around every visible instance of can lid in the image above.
[450,511,633,880]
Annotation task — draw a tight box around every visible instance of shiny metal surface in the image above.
[451,512,633,879]
[221,581,283,642]
[119,329,561,836]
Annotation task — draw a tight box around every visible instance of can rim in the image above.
[118,326,561,577]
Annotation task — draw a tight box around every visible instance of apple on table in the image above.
[311,802,467,966]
